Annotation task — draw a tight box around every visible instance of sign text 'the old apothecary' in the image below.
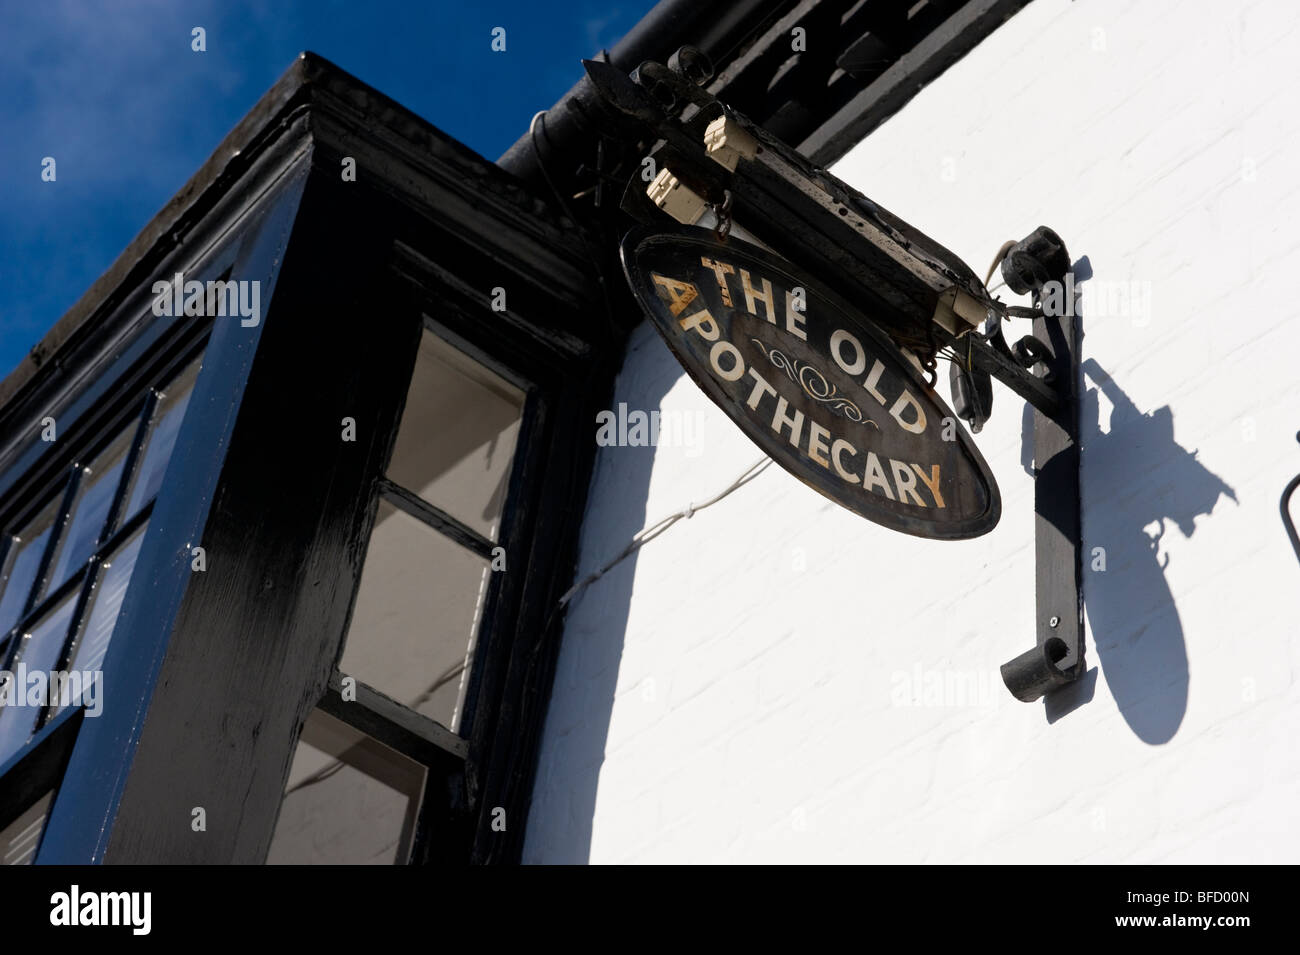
[621,227,999,539]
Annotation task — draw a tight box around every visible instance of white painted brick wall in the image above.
[523,0,1300,863]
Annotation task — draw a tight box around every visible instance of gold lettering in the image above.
[862,451,894,499]
[784,290,807,341]
[889,391,927,434]
[709,340,745,381]
[740,269,776,323]
[652,274,699,317]
[911,463,945,509]
[830,329,866,376]
[890,459,925,505]
[771,397,804,448]
[699,258,735,306]
[807,421,831,468]
[863,359,888,406]
[745,367,777,410]
[679,308,720,340]
[831,438,859,482]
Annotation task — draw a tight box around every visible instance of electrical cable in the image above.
[555,456,774,611]
[290,448,764,794]
[984,239,1016,289]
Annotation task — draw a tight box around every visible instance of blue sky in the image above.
[0,0,651,381]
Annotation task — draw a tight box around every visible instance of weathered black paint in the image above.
[39,162,312,863]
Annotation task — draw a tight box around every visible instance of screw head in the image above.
[1049,615,1060,628]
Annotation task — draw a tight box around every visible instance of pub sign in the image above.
[621,227,1000,540]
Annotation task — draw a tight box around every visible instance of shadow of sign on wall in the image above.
[1033,356,1237,744]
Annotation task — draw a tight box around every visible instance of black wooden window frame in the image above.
[0,319,213,856]
[285,307,545,865]
[1,59,610,861]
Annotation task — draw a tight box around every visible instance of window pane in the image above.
[124,356,201,518]
[340,501,491,733]
[43,425,135,598]
[387,330,524,541]
[0,791,53,865]
[0,493,64,638]
[53,527,146,718]
[267,709,425,865]
[0,596,77,766]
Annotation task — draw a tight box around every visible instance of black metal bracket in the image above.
[579,54,1087,700]
[1281,432,1300,568]
[582,52,1068,422]
[997,228,1085,702]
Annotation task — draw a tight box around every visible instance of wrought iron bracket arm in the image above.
[995,228,1086,702]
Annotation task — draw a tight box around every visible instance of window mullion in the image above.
[99,392,157,549]
[25,470,83,617]
[321,671,468,765]
[7,498,154,658]
[376,477,496,560]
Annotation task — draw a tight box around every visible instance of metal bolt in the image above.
[1049,615,1060,628]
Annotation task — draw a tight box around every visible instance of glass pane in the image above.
[0,493,65,638]
[266,709,425,865]
[0,791,54,865]
[43,425,135,598]
[124,356,202,519]
[53,527,146,718]
[340,501,491,733]
[387,330,524,541]
[0,596,77,766]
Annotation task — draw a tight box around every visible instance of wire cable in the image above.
[555,456,774,610]
[984,239,1016,289]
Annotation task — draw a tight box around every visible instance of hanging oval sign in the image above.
[620,226,1000,539]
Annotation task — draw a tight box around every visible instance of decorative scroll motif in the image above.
[750,338,877,427]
